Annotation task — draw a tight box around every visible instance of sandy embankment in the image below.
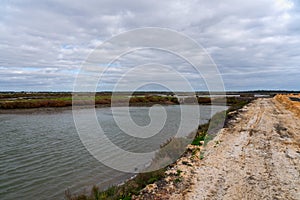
[135,98,300,200]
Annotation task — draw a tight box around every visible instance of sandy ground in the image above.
[136,98,300,200]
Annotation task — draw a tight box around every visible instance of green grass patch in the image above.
[191,131,206,145]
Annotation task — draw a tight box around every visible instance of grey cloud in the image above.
[0,0,299,91]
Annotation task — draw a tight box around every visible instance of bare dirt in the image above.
[135,98,300,200]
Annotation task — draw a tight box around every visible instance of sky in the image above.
[0,0,299,91]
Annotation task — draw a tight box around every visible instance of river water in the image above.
[0,105,226,200]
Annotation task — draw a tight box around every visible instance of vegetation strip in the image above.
[0,94,179,109]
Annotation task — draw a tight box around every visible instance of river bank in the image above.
[66,97,253,200]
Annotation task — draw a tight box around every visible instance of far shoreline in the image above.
[0,96,255,114]
[0,102,180,114]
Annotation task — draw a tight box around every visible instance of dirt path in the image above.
[135,98,300,199]
[186,98,300,200]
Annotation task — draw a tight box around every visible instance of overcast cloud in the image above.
[0,0,299,91]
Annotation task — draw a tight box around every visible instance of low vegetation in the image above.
[129,95,179,105]
[65,169,165,200]
[0,93,179,109]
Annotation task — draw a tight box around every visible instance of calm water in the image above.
[0,105,226,200]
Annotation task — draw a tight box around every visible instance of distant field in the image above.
[0,93,179,109]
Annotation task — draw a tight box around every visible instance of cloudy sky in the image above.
[1,0,299,91]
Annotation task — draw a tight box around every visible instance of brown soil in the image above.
[135,98,300,200]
